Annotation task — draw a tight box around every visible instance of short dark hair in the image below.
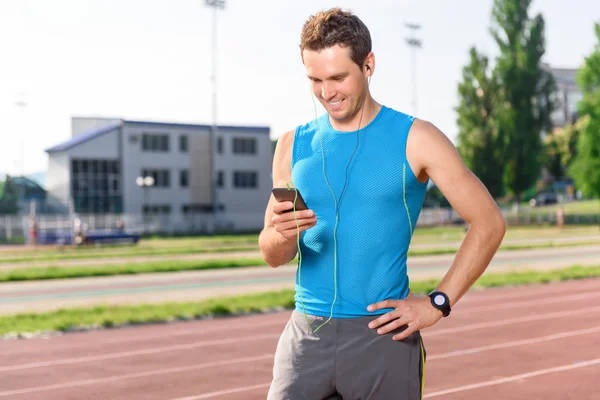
[300,8,372,68]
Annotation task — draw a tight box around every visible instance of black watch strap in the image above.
[428,290,451,317]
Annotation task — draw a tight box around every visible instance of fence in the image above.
[0,207,598,243]
[0,212,245,243]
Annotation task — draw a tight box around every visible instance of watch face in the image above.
[433,294,446,306]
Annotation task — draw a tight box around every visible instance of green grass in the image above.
[409,240,600,257]
[509,200,600,221]
[411,225,600,243]
[2,239,599,283]
[0,245,258,265]
[145,234,259,244]
[407,265,600,293]
[2,224,599,265]
[0,290,297,337]
[0,234,260,259]
[524,199,600,215]
[0,236,26,245]
[2,238,599,283]
[2,265,599,337]
[0,258,273,282]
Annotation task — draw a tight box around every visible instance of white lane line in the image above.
[2,283,596,357]
[0,319,287,357]
[428,326,600,360]
[423,357,600,398]
[171,384,272,400]
[5,323,600,397]
[167,354,600,400]
[0,355,273,398]
[0,334,279,372]
[458,279,600,305]
[461,291,600,313]
[6,305,600,372]
[170,326,600,399]
[425,305,600,337]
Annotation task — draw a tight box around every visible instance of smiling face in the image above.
[303,45,373,128]
[299,8,375,130]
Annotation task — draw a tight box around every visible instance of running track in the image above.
[1,278,600,399]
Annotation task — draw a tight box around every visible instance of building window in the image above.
[180,170,189,188]
[182,204,213,214]
[71,158,122,214]
[233,171,258,189]
[217,137,223,154]
[180,135,188,152]
[141,169,170,188]
[129,134,139,144]
[233,138,256,155]
[142,205,171,215]
[141,133,169,152]
[217,171,224,188]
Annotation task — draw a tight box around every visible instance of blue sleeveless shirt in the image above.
[290,105,429,318]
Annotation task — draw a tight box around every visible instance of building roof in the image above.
[45,119,271,153]
[12,176,46,192]
[45,123,122,153]
[123,119,271,134]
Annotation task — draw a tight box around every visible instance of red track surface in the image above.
[1,278,600,399]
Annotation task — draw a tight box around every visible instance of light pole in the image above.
[405,23,422,116]
[205,0,225,216]
[136,175,155,227]
[14,94,27,177]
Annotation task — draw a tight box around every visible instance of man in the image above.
[259,7,506,400]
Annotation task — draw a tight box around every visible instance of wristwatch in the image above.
[428,290,451,317]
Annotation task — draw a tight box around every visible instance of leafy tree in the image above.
[491,0,557,203]
[456,48,506,197]
[569,23,600,197]
[543,114,586,180]
[0,176,19,215]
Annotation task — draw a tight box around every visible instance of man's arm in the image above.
[258,130,317,267]
[367,119,506,340]
[412,119,506,307]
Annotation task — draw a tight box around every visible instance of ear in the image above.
[364,52,375,76]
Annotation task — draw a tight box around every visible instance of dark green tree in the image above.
[456,48,505,197]
[542,114,586,181]
[0,176,20,215]
[569,23,600,197]
[491,0,557,204]
[542,132,563,180]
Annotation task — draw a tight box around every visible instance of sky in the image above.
[0,0,599,178]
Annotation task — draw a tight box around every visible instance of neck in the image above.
[328,96,381,132]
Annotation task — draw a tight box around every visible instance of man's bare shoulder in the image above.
[271,129,296,185]
[274,129,296,161]
[278,129,296,149]
[408,118,450,147]
[406,118,458,179]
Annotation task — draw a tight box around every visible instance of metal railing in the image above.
[0,206,597,243]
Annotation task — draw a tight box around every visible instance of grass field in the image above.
[1,264,598,337]
[2,238,599,282]
[0,225,598,264]
[1,223,598,338]
[0,258,271,282]
[518,199,600,215]
[410,224,599,243]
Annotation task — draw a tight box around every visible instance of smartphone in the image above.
[272,187,308,212]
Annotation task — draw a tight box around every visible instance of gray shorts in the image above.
[267,310,426,400]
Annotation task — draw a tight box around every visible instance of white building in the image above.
[547,66,582,128]
[45,117,273,233]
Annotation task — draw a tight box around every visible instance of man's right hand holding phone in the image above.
[271,201,317,240]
